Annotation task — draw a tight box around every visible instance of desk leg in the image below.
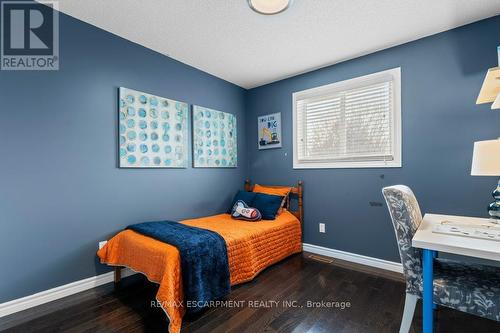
[423,249,435,333]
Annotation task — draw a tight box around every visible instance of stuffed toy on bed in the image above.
[231,200,262,221]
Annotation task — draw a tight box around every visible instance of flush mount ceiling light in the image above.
[248,0,292,15]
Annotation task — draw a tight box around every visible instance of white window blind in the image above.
[293,68,401,169]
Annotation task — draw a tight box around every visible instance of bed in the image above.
[97,180,303,333]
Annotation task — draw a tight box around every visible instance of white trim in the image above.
[0,268,136,318]
[292,159,401,169]
[292,67,402,169]
[0,246,402,318]
[303,243,403,273]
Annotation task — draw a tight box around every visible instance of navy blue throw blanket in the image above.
[126,220,230,313]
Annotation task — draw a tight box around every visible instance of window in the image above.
[293,68,401,169]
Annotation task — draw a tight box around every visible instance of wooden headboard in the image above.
[244,180,303,227]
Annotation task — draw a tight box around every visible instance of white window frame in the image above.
[292,67,402,169]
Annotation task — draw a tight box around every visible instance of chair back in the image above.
[382,185,423,295]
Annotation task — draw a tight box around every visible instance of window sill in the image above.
[293,160,402,169]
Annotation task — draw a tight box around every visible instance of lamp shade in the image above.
[471,139,500,176]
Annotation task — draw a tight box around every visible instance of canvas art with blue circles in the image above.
[193,105,237,168]
[119,87,188,168]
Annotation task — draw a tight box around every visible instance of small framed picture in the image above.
[258,112,282,150]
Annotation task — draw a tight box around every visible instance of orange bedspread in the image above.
[97,211,302,333]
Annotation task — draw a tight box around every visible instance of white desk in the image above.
[413,214,500,260]
[412,213,500,333]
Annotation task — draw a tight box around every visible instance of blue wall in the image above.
[1,5,499,304]
[245,16,500,262]
[0,11,246,302]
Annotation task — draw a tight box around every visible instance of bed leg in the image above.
[114,267,122,283]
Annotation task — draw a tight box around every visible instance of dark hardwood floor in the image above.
[1,253,499,332]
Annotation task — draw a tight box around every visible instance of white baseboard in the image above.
[0,268,136,318]
[303,243,403,274]
[1,246,401,319]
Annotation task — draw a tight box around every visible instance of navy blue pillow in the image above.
[252,193,284,220]
[227,191,257,213]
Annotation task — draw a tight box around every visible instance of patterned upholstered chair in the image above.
[382,185,500,333]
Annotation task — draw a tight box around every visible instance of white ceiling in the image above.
[55,0,500,89]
